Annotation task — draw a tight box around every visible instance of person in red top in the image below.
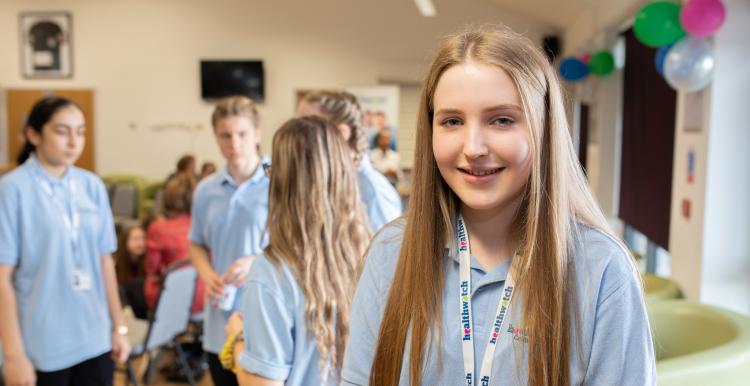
[145,173,205,313]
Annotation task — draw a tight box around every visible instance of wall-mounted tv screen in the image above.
[201,60,264,102]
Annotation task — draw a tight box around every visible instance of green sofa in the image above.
[644,274,683,303]
[650,300,750,385]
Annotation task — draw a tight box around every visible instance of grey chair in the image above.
[111,184,139,221]
[125,260,198,386]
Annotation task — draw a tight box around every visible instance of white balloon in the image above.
[664,37,715,92]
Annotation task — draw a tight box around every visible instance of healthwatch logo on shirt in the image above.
[461,280,471,340]
[507,322,529,343]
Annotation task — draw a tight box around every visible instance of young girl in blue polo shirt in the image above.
[296,90,402,232]
[0,97,130,386]
[224,116,371,386]
[342,26,656,385]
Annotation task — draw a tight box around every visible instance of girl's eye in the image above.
[441,118,462,127]
[491,117,515,126]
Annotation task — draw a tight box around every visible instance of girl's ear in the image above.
[337,123,352,142]
[25,126,42,147]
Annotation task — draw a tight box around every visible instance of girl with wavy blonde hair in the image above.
[226,116,371,386]
[342,25,655,386]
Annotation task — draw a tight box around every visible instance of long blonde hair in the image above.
[264,116,371,379]
[369,25,612,386]
[300,90,369,164]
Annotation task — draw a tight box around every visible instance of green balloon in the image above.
[634,1,686,47]
[588,51,615,77]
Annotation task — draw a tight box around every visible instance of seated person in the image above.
[200,161,217,180]
[369,128,402,185]
[115,224,148,319]
[145,174,204,314]
[166,154,197,184]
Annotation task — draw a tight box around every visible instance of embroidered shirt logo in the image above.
[507,322,529,343]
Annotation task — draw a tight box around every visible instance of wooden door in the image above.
[6,89,96,172]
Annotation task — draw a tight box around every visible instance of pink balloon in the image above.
[680,0,726,37]
[581,53,592,64]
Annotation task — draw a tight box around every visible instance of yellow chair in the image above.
[101,174,148,221]
[141,181,164,217]
[101,174,147,189]
[644,274,683,303]
[650,300,750,386]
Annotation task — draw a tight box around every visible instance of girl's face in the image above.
[27,106,86,167]
[432,60,532,216]
[126,227,147,259]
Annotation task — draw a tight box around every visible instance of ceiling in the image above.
[481,0,592,29]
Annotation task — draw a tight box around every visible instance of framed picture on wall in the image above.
[19,11,73,78]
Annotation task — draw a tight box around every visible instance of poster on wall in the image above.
[344,85,400,150]
[20,11,73,78]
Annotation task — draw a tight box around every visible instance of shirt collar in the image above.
[220,155,270,188]
[28,152,71,187]
[448,247,511,289]
[359,154,374,173]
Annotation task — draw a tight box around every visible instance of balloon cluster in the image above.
[635,0,725,92]
[559,50,615,82]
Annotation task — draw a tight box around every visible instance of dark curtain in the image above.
[579,103,590,173]
[618,28,677,249]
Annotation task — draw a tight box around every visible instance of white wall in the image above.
[0,0,554,180]
[669,91,710,301]
[698,0,750,315]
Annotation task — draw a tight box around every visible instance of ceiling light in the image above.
[414,0,437,17]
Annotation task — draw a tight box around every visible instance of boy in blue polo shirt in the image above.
[189,96,269,386]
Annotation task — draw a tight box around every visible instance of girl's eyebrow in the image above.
[434,108,463,117]
[51,123,86,130]
[483,104,523,113]
[435,104,523,117]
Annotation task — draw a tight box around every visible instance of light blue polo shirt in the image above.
[238,255,335,386]
[0,155,116,372]
[189,158,270,354]
[357,155,402,232]
[343,219,656,385]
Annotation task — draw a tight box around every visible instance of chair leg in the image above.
[126,359,140,386]
[142,349,163,384]
[175,343,197,386]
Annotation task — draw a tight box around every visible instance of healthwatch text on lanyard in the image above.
[458,213,516,386]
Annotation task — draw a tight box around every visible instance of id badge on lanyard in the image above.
[457,214,517,386]
[32,162,92,291]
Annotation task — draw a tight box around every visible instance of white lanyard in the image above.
[30,159,81,255]
[458,214,516,386]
